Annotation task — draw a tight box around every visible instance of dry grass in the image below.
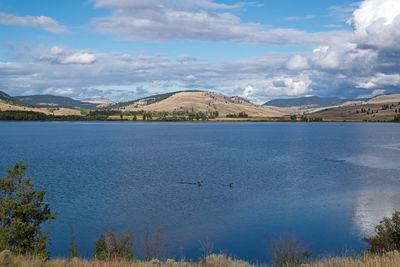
[0,251,253,267]
[309,250,400,267]
[2,251,400,267]
[121,91,288,117]
[308,102,400,122]
[0,101,81,115]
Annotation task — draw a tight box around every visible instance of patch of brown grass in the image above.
[309,250,400,267]
[2,251,400,267]
[0,252,253,267]
[0,101,81,115]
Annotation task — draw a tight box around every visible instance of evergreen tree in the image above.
[0,162,57,257]
[93,234,106,260]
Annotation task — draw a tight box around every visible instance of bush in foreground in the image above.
[267,233,312,267]
[93,230,134,261]
[0,162,57,258]
[363,211,400,253]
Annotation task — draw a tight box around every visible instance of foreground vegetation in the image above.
[2,251,400,267]
[2,162,400,266]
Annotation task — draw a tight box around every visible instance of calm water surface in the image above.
[1,122,400,262]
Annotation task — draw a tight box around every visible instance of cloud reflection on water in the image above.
[343,155,400,170]
[353,187,400,237]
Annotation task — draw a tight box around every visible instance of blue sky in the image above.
[0,0,399,103]
[0,0,352,59]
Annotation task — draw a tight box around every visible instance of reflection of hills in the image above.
[353,187,400,236]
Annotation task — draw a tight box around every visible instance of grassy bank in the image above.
[2,251,400,267]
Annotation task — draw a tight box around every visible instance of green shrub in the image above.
[363,211,400,253]
[0,162,57,258]
[93,230,134,261]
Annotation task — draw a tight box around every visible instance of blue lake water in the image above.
[1,122,400,262]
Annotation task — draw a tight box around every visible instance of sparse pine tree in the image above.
[0,162,57,258]
[93,234,106,260]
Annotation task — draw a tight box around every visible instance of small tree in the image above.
[93,234,107,260]
[267,233,312,267]
[93,230,134,261]
[363,211,400,253]
[68,228,81,258]
[199,237,214,259]
[144,225,168,260]
[0,162,57,257]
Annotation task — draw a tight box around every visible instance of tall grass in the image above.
[0,251,252,267]
[309,250,400,267]
[2,251,400,267]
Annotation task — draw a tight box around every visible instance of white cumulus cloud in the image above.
[90,0,349,45]
[61,53,97,65]
[2,0,400,102]
[286,55,309,71]
[348,0,400,49]
[0,11,69,34]
[41,46,97,65]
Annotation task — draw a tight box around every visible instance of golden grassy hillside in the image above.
[366,94,400,104]
[307,102,400,122]
[120,91,288,117]
[0,101,81,116]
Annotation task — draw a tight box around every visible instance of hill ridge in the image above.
[15,94,98,109]
[263,96,354,108]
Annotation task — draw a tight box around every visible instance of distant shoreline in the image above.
[0,109,399,123]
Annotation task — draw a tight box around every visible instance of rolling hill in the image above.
[81,98,113,106]
[306,94,400,122]
[365,94,400,104]
[107,90,201,109]
[0,90,82,116]
[0,99,81,116]
[15,95,98,109]
[0,90,26,105]
[263,96,355,108]
[112,91,287,117]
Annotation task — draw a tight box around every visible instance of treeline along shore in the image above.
[1,109,400,122]
[0,109,325,122]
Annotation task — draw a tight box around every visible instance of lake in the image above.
[1,122,400,262]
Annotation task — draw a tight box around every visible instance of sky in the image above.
[0,0,399,103]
